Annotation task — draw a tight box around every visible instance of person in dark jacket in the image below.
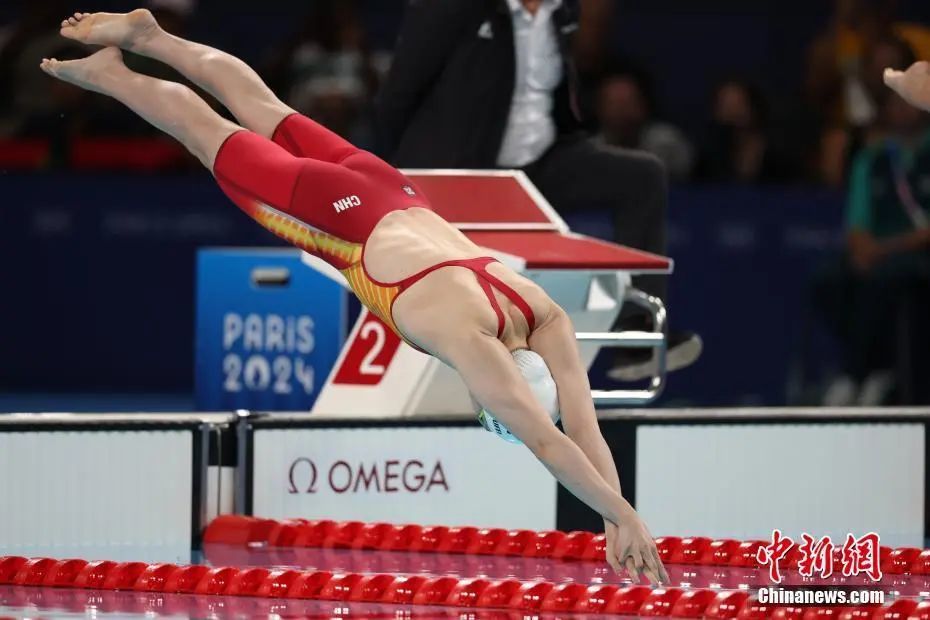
[376,0,701,380]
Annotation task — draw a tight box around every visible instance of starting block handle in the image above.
[591,388,662,404]
[576,331,664,347]
[580,288,667,408]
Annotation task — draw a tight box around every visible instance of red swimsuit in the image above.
[212,113,535,346]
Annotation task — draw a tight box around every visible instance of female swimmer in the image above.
[41,9,667,583]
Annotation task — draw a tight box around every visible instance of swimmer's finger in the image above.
[645,544,664,574]
[643,566,661,585]
[624,555,641,583]
[644,549,666,585]
[617,541,632,565]
[606,549,623,575]
[655,550,671,584]
[608,559,624,576]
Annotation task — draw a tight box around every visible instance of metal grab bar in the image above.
[576,331,664,347]
[577,288,667,407]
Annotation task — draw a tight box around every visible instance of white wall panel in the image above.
[0,431,193,561]
[636,424,923,547]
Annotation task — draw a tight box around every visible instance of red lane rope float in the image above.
[0,555,917,618]
[203,516,913,573]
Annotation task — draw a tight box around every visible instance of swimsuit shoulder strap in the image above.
[475,274,506,339]
[474,260,537,333]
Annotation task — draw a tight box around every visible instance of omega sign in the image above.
[287,458,449,494]
[254,428,555,529]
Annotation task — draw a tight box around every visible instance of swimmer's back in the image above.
[366,208,556,350]
[363,207,478,281]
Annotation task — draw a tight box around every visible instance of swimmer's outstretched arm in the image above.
[529,304,668,584]
[885,61,930,111]
[433,324,666,585]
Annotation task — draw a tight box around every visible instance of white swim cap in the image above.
[478,349,560,444]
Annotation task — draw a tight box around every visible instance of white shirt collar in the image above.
[505,0,562,17]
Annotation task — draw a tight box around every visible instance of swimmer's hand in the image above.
[884,61,930,112]
[606,510,669,585]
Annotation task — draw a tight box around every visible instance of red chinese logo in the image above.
[840,532,882,581]
[756,531,883,583]
[756,529,793,583]
[798,534,834,578]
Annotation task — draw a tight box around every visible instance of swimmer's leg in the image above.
[40,47,239,169]
[60,9,292,139]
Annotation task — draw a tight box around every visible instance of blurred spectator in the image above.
[378,0,702,381]
[807,0,930,130]
[0,0,196,169]
[573,0,615,77]
[697,80,794,184]
[812,86,930,406]
[591,68,694,182]
[264,0,377,148]
[807,0,930,185]
[819,36,920,186]
[0,1,69,115]
[10,40,88,167]
[0,1,76,140]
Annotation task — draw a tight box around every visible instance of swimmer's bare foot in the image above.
[40,47,126,95]
[59,9,158,51]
